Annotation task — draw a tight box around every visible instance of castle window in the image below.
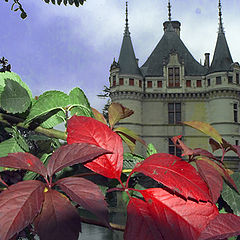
[168,103,181,124]
[186,80,191,87]
[168,67,180,87]
[235,140,239,146]
[157,81,162,88]
[129,78,134,86]
[234,103,238,123]
[216,76,221,85]
[236,73,239,84]
[228,76,233,84]
[119,78,124,85]
[139,80,142,88]
[197,80,202,87]
[147,81,152,88]
[168,138,182,157]
[112,75,116,86]
[207,79,211,86]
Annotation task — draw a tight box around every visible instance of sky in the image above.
[0,0,240,112]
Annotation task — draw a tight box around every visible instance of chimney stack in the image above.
[204,53,210,68]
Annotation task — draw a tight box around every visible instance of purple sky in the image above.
[0,0,239,111]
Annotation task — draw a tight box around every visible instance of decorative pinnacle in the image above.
[168,0,172,21]
[124,1,130,36]
[218,0,224,33]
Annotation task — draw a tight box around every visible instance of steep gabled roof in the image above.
[140,24,207,77]
[118,3,142,77]
[208,1,233,73]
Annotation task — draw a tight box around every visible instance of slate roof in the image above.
[140,23,207,77]
[208,32,233,73]
[118,29,142,76]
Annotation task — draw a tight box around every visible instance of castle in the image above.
[109,1,240,170]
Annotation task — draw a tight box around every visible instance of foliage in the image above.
[5,0,86,19]
[0,71,239,239]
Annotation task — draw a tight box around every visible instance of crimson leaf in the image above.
[124,197,163,240]
[47,143,110,177]
[34,189,81,240]
[196,159,223,203]
[130,153,211,202]
[0,180,45,240]
[199,213,240,240]
[67,116,123,180]
[56,177,109,227]
[0,152,47,178]
[141,188,219,240]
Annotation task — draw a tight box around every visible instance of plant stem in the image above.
[80,217,125,232]
[0,113,67,140]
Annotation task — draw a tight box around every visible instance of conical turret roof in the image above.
[118,2,142,76]
[208,1,233,73]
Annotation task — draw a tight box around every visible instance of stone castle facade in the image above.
[109,1,240,170]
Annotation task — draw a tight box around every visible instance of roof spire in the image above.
[124,1,130,36]
[218,0,224,33]
[168,0,172,21]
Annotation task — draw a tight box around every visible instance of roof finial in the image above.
[124,1,130,36]
[218,0,224,33]
[168,0,172,21]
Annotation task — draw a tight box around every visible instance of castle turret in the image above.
[109,2,143,152]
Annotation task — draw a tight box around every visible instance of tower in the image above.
[109,1,240,170]
[109,1,144,152]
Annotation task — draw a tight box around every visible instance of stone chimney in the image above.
[163,21,181,37]
[204,53,210,68]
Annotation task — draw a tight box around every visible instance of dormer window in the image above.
[168,67,180,87]
[112,75,116,87]
[236,73,239,84]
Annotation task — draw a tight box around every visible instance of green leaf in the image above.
[146,143,158,157]
[5,127,29,152]
[0,71,32,98]
[221,172,240,216]
[23,153,51,180]
[25,90,69,124]
[0,137,25,172]
[123,152,144,171]
[69,87,93,117]
[40,109,66,129]
[0,79,31,114]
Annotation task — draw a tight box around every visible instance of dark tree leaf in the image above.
[131,153,211,202]
[199,214,240,240]
[1,79,31,114]
[56,177,109,227]
[67,116,123,180]
[0,180,45,240]
[196,156,238,193]
[0,152,47,178]
[124,197,163,240]
[47,143,110,177]
[141,188,219,240]
[34,189,81,240]
[196,159,223,203]
[108,102,134,129]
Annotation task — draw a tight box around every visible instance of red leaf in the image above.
[196,160,223,203]
[131,153,211,202]
[47,143,110,177]
[196,157,238,193]
[199,213,240,240]
[0,180,45,240]
[0,152,47,178]
[141,188,219,240]
[34,189,81,240]
[108,102,134,129]
[124,197,163,240]
[56,177,109,227]
[67,116,123,180]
